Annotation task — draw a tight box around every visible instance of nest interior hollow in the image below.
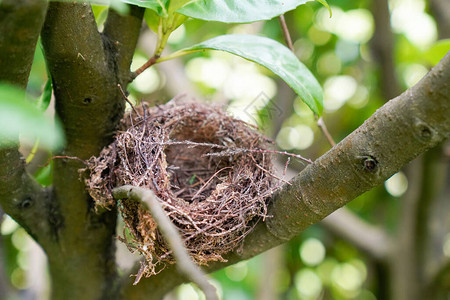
[86,101,278,277]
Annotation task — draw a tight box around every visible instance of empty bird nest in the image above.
[85,101,281,278]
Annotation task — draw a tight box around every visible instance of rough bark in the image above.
[118,52,450,300]
[0,2,142,299]
[38,3,143,299]
[0,0,48,87]
[0,2,449,299]
[0,0,54,249]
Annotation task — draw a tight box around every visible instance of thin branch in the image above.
[113,185,218,300]
[316,116,336,147]
[278,15,294,52]
[119,50,450,300]
[0,0,48,86]
[118,84,139,116]
[130,55,160,80]
[277,13,336,147]
[103,5,145,86]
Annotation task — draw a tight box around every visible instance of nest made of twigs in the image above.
[85,101,279,277]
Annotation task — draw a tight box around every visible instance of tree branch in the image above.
[0,0,48,86]
[119,51,450,299]
[0,0,56,244]
[103,5,144,86]
[41,2,120,156]
[278,15,294,52]
[113,186,218,300]
[40,3,142,299]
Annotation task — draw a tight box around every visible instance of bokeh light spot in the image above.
[295,269,323,299]
[324,75,358,112]
[276,125,314,150]
[402,64,428,88]
[177,284,201,300]
[11,228,30,250]
[11,268,27,289]
[385,172,408,197]
[317,52,342,76]
[1,215,19,235]
[225,261,248,282]
[316,7,374,43]
[332,262,364,294]
[300,238,326,267]
[443,233,450,258]
[391,0,437,48]
[308,26,331,45]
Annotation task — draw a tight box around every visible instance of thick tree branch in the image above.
[113,186,218,300]
[41,2,119,156]
[120,52,450,299]
[0,0,48,86]
[39,3,142,299]
[0,0,55,245]
[103,6,144,86]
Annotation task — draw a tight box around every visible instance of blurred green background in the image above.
[1,0,449,299]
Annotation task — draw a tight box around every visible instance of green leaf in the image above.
[423,39,450,66]
[144,8,160,33]
[167,0,191,14]
[315,0,331,17]
[178,34,323,114]
[0,83,65,150]
[34,161,53,187]
[120,0,168,16]
[177,0,310,23]
[35,79,53,111]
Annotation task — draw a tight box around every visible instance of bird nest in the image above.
[85,101,279,278]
